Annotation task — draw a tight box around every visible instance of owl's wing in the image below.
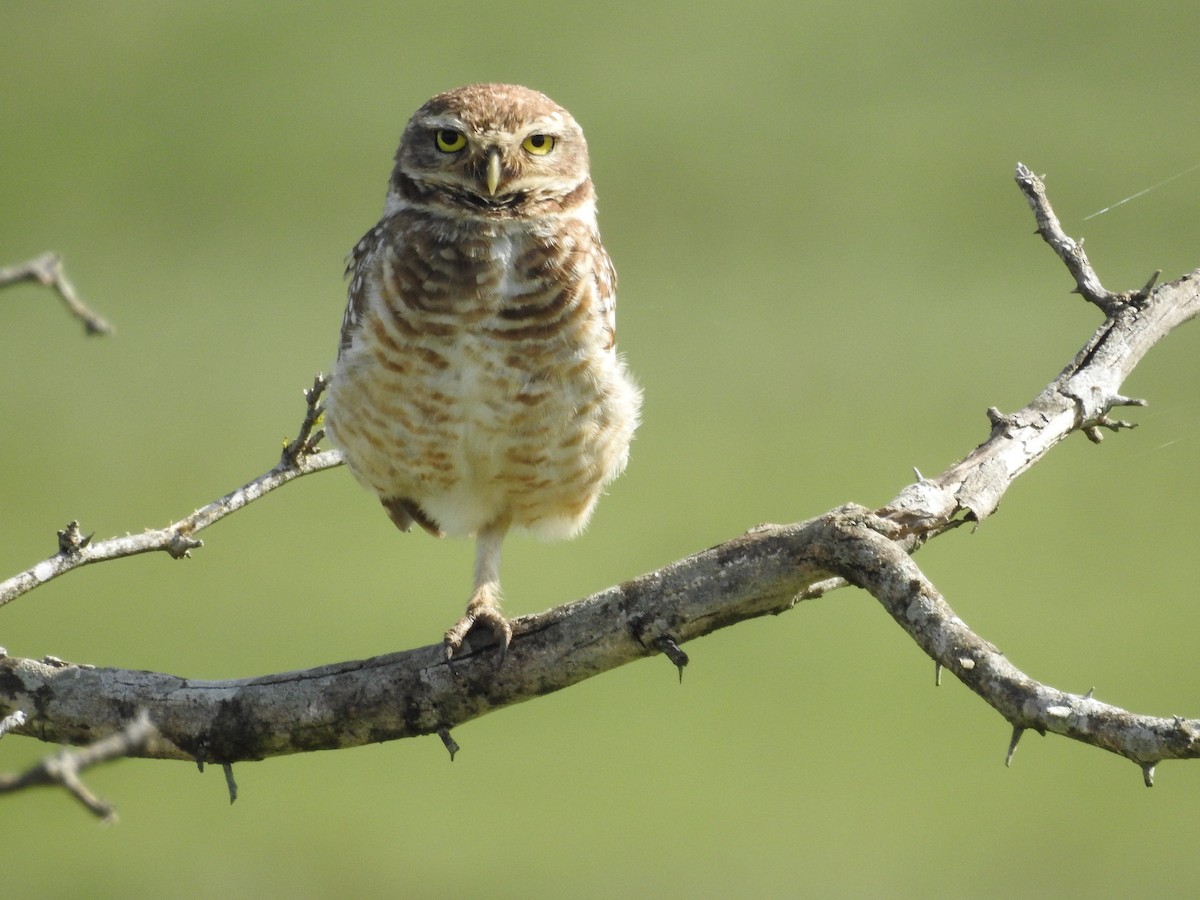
[337,223,386,356]
[594,238,619,352]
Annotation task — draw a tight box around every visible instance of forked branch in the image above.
[4,164,1200,819]
[0,710,157,821]
[0,252,113,335]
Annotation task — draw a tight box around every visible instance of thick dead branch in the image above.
[3,503,1198,782]
[0,520,836,763]
[4,164,1199,813]
[0,252,113,335]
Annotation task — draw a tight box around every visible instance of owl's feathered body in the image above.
[325,84,640,659]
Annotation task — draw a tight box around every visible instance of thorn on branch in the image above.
[655,636,689,682]
[1133,269,1162,303]
[194,741,244,801]
[0,252,114,335]
[223,763,238,804]
[1111,394,1149,409]
[438,727,460,761]
[1141,762,1156,788]
[1005,725,1025,767]
[280,374,330,468]
[194,740,208,773]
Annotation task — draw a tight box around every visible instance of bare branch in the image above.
[0,378,343,609]
[0,518,836,763]
[883,166,1200,534]
[0,711,157,821]
[813,513,1200,777]
[0,252,114,335]
[3,504,1199,782]
[1013,163,1163,315]
[4,164,1200,813]
[280,373,330,467]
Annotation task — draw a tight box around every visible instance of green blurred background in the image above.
[4,1,1200,896]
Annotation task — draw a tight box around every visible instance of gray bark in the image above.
[3,165,1199,817]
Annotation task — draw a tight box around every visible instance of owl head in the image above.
[387,83,594,217]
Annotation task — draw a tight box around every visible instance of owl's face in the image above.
[388,84,592,216]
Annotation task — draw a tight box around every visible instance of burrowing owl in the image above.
[326,83,641,662]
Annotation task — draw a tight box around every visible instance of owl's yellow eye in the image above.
[435,129,467,153]
[522,133,555,155]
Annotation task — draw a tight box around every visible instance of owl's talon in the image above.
[444,607,512,664]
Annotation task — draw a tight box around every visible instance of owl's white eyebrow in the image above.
[523,114,566,133]
[518,123,561,137]
[421,115,467,131]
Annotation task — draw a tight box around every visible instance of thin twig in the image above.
[0,711,156,821]
[280,374,329,467]
[0,377,343,608]
[0,252,114,335]
[1013,163,1158,315]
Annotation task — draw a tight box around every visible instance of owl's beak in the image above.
[485,149,502,197]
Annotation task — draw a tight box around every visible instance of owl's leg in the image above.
[443,518,513,663]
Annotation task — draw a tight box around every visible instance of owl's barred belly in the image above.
[328,315,637,540]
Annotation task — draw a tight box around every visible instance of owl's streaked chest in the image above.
[328,207,624,529]
[385,214,594,394]
[380,214,545,315]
